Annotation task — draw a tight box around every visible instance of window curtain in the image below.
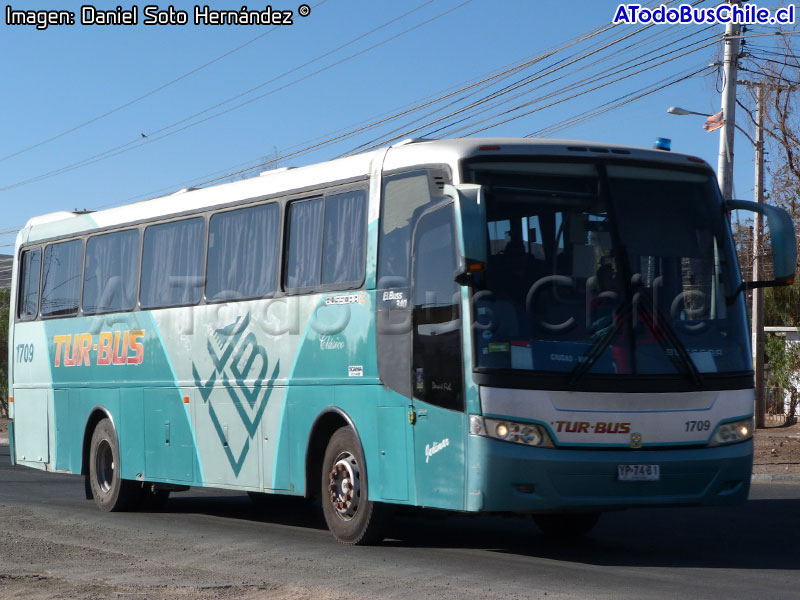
[207,203,279,301]
[322,190,366,285]
[82,229,139,313]
[141,217,205,308]
[286,198,323,289]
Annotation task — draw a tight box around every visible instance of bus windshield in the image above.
[464,160,751,379]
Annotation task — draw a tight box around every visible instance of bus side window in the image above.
[41,240,83,318]
[82,229,140,314]
[17,248,41,320]
[322,190,367,286]
[285,189,367,291]
[207,203,280,302]
[140,217,206,309]
[377,172,436,288]
[376,171,439,399]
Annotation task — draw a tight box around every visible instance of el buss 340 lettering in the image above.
[52,330,145,367]
[8,138,797,545]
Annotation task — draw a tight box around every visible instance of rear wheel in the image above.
[88,418,142,512]
[533,512,601,537]
[321,427,388,545]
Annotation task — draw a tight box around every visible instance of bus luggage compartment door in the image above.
[12,388,50,465]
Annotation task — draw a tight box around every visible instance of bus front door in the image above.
[410,203,467,510]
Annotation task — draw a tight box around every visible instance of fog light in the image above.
[496,423,509,438]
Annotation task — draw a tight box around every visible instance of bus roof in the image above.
[20,137,712,245]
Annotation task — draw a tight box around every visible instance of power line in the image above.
[355,26,717,151]
[449,42,717,138]
[0,0,332,165]
[0,0,474,193]
[28,0,715,212]
[418,32,717,140]
[529,65,712,137]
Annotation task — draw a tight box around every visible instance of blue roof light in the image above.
[654,137,671,151]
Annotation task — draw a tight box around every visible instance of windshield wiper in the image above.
[568,289,705,388]
[568,297,632,387]
[636,289,704,388]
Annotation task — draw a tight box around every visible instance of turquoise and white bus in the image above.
[8,138,796,544]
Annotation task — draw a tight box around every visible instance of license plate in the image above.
[617,464,660,481]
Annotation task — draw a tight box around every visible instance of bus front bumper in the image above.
[466,435,753,513]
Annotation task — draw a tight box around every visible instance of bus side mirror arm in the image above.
[726,277,795,306]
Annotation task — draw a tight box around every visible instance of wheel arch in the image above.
[81,405,115,476]
[304,407,365,500]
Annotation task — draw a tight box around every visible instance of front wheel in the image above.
[88,418,142,512]
[533,512,601,537]
[321,427,388,545]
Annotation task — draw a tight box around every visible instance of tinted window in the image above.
[322,190,366,285]
[285,191,367,291]
[82,229,140,314]
[140,217,205,308]
[206,203,279,302]
[378,172,435,288]
[285,198,324,290]
[17,249,41,319]
[412,205,463,411]
[41,239,83,317]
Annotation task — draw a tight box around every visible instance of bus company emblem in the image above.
[630,432,643,448]
[192,313,280,476]
[324,292,367,306]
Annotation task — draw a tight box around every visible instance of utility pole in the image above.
[717,4,742,201]
[740,81,794,428]
[752,83,766,429]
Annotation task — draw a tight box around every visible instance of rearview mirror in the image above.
[443,184,487,287]
[727,199,797,295]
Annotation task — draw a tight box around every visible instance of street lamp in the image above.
[667,102,766,429]
[667,106,756,145]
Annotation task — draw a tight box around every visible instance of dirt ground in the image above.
[0,416,798,599]
[752,420,800,475]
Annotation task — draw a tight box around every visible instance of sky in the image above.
[1,0,793,252]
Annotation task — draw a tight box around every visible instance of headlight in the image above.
[470,415,554,448]
[708,417,754,447]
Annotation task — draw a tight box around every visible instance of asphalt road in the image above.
[1,444,799,600]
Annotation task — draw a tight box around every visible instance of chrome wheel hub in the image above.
[328,452,361,520]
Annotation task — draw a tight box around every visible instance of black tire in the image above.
[88,418,142,512]
[321,427,388,545]
[533,512,601,538]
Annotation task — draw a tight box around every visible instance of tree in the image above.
[0,287,8,418]
[730,32,800,325]
[765,332,800,423]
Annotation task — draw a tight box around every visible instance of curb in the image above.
[751,473,800,482]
